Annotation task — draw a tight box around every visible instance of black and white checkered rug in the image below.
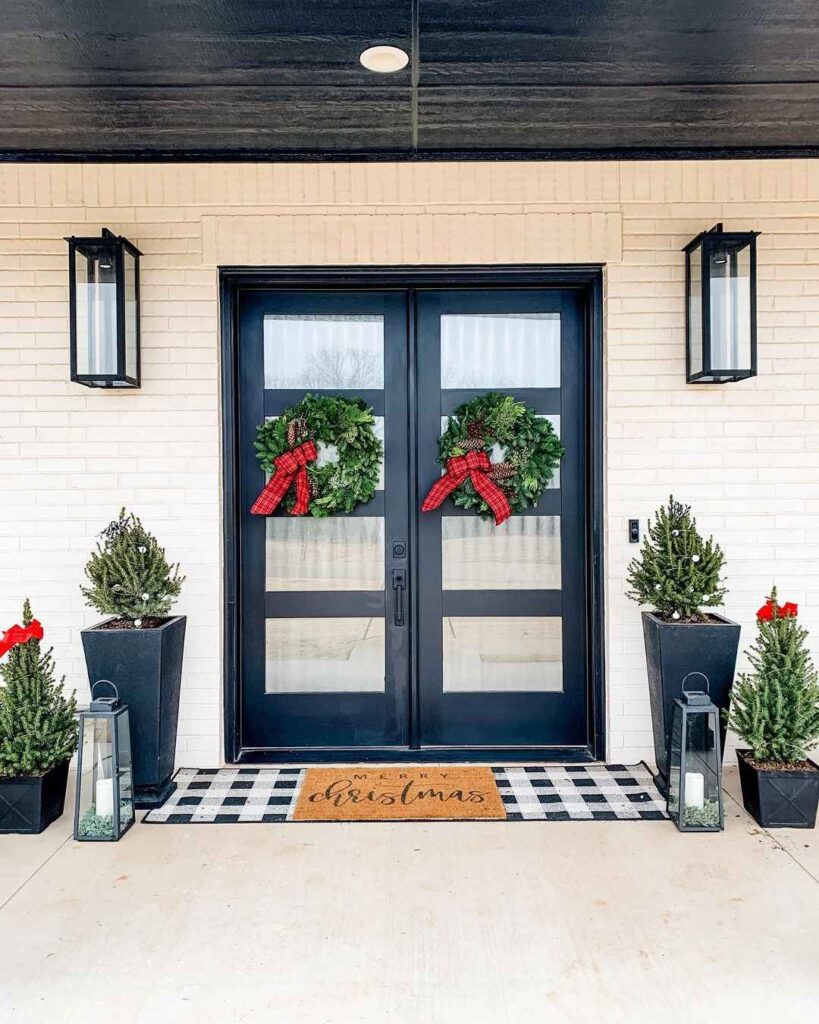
[144,764,667,823]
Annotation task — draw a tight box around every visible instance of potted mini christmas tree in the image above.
[728,590,819,828]
[81,510,185,808]
[0,600,77,834]
[627,496,740,794]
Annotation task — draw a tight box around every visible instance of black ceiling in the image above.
[1,0,819,160]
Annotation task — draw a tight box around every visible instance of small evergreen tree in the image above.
[0,600,77,777]
[626,495,727,621]
[82,509,184,626]
[728,589,819,765]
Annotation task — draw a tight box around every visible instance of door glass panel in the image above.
[267,518,385,591]
[265,618,385,693]
[443,617,563,692]
[442,516,561,590]
[441,313,560,388]
[264,314,384,388]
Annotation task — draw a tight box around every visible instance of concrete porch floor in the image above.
[1,765,818,1024]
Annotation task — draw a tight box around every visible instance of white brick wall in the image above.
[1,160,818,766]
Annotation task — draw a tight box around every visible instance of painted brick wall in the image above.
[1,160,818,767]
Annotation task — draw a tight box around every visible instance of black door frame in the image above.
[220,265,605,764]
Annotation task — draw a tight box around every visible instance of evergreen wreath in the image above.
[253,393,383,517]
[427,392,564,520]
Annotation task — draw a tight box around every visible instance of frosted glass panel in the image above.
[264,314,384,388]
[709,246,751,371]
[441,313,560,388]
[442,516,561,590]
[75,256,117,376]
[266,618,385,693]
[267,518,384,591]
[443,617,562,692]
[441,414,560,489]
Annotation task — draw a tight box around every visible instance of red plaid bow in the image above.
[0,619,43,659]
[250,440,318,516]
[421,451,512,526]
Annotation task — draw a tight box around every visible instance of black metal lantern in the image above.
[66,228,141,388]
[683,223,759,383]
[74,681,135,841]
[667,672,724,832]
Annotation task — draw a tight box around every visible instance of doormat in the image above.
[294,766,505,821]
[143,764,668,823]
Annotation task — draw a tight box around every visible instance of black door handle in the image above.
[392,569,407,626]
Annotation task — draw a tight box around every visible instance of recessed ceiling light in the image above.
[359,45,409,74]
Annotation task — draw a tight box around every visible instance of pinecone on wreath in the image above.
[461,437,485,452]
[488,462,516,481]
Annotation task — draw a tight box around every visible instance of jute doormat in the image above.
[293,766,506,821]
[143,764,668,823]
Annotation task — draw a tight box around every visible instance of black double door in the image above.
[237,286,589,757]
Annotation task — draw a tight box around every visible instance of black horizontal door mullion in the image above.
[442,590,562,617]
[265,591,385,618]
[441,491,561,516]
[265,492,385,518]
[265,389,385,417]
[441,387,561,416]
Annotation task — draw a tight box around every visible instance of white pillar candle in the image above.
[684,772,705,809]
[95,778,114,817]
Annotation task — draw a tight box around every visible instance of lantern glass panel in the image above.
[709,241,752,374]
[668,702,723,831]
[122,247,139,383]
[73,245,118,378]
[116,709,135,830]
[76,716,118,840]
[667,706,684,821]
[682,707,722,829]
[687,242,703,377]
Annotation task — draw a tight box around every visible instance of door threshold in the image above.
[235,746,596,765]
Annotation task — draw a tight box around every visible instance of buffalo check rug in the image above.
[144,763,668,823]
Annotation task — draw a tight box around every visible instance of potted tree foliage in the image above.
[627,496,740,795]
[81,510,185,808]
[728,590,819,828]
[0,600,77,834]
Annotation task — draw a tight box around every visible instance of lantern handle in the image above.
[91,679,119,701]
[681,671,710,695]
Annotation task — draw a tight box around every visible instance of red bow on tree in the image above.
[421,451,512,526]
[250,440,318,516]
[757,598,798,621]
[0,619,43,659]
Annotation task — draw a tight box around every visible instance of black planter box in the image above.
[642,611,740,796]
[0,759,70,834]
[81,616,186,809]
[737,750,819,829]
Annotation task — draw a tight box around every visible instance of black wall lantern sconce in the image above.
[66,228,141,388]
[683,223,760,384]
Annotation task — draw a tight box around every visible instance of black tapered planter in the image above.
[81,616,186,809]
[737,750,819,829]
[642,611,740,796]
[0,759,70,834]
